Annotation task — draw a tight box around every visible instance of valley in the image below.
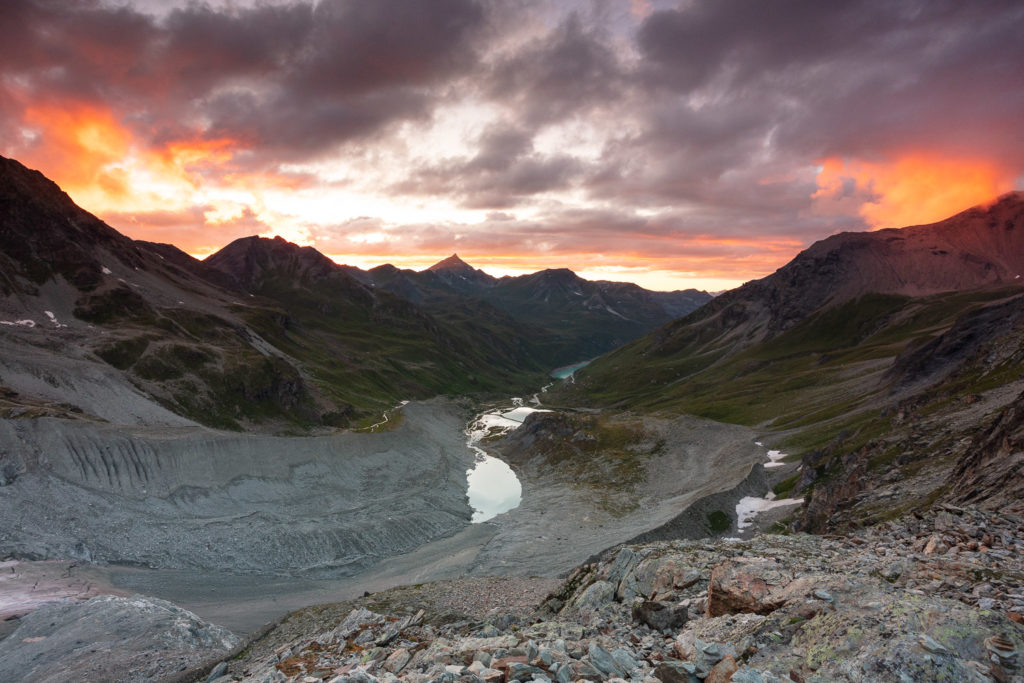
[0,381,771,636]
[1,155,1023,682]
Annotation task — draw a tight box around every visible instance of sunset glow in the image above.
[815,155,1017,231]
[2,0,1022,291]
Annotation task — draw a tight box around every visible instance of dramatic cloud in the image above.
[1,0,1022,290]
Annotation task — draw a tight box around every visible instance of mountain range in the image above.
[0,154,709,431]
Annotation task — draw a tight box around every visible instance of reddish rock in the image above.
[705,654,738,683]
[706,559,792,617]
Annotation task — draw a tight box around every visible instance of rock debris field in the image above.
[143,503,1024,683]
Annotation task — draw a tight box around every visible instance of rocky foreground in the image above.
[114,503,1023,683]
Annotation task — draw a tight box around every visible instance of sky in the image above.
[1,0,1022,291]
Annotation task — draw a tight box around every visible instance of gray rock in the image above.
[573,659,607,681]
[652,661,700,683]
[588,642,626,678]
[632,600,689,632]
[610,648,639,673]
[383,648,411,673]
[507,662,547,682]
[607,548,639,586]
[575,580,616,610]
[207,661,228,682]
[0,595,238,683]
[918,633,948,654]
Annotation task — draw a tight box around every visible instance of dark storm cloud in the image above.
[486,13,623,125]
[633,0,1024,165]
[1,0,489,159]
[193,0,489,158]
[505,0,1024,240]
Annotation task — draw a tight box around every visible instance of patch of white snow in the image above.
[604,305,628,319]
[101,266,112,275]
[735,492,804,531]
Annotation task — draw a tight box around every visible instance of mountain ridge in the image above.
[559,191,1024,535]
[200,240,714,368]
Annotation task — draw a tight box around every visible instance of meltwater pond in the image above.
[464,401,549,522]
[550,360,591,380]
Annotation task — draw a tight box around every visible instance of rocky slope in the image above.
[793,289,1024,533]
[0,400,477,576]
[571,193,1024,398]
[182,504,1023,683]
[558,195,1024,538]
[0,595,238,683]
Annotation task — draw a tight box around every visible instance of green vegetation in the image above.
[507,412,659,516]
[95,336,151,370]
[73,286,157,324]
[706,510,731,534]
[228,274,549,423]
[772,473,800,498]
[552,287,1024,517]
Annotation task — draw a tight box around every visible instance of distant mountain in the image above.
[0,155,548,430]
[0,155,326,429]
[426,253,498,293]
[354,255,713,366]
[560,193,1024,531]
[205,236,548,408]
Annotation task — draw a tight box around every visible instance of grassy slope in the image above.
[229,276,549,427]
[559,286,1024,460]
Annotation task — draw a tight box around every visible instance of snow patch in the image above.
[466,406,551,441]
[0,319,36,328]
[44,311,67,328]
[101,266,112,275]
[735,492,803,531]
[604,305,628,319]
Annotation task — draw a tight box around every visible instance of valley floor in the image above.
[0,396,773,639]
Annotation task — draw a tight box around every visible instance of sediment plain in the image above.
[0,393,768,635]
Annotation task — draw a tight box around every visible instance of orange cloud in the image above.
[10,100,286,249]
[815,154,1016,230]
[21,103,134,201]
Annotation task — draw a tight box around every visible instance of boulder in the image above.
[706,559,795,617]
[574,580,616,610]
[632,600,690,632]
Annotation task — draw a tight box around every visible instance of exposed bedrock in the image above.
[0,400,476,576]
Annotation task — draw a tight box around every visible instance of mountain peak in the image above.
[428,253,472,272]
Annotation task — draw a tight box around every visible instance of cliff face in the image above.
[950,390,1024,509]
